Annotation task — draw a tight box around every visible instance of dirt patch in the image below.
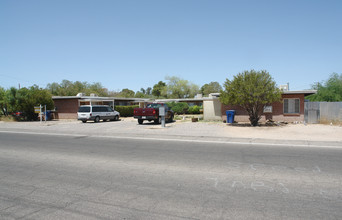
[222,123,342,142]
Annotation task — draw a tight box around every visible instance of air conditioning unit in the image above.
[279,83,289,91]
[76,93,85,97]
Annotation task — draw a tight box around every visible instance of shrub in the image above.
[115,105,139,117]
[188,105,201,114]
[170,102,189,114]
[166,102,176,109]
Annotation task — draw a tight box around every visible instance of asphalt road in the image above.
[0,132,341,219]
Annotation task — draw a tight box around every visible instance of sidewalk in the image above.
[0,119,341,147]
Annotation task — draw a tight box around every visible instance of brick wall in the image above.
[53,98,79,119]
[221,94,305,122]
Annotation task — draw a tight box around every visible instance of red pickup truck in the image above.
[133,103,174,124]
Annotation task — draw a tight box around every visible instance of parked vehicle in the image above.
[9,112,25,121]
[133,103,174,124]
[77,105,120,123]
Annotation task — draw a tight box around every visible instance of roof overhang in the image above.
[155,98,204,102]
[282,90,317,96]
[52,96,151,102]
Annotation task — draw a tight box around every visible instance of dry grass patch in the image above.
[0,116,16,122]
[320,118,342,126]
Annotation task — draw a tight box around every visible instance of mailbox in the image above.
[159,106,165,116]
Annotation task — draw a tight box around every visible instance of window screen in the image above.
[92,107,101,112]
[284,99,300,114]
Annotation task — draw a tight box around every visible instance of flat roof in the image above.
[53,90,317,102]
[52,96,151,102]
[282,90,317,95]
[155,98,204,102]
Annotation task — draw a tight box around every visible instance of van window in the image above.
[93,107,101,112]
[100,107,108,112]
[78,106,91,112]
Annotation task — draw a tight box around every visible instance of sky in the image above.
[1,0,341,93]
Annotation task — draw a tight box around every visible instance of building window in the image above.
[283,98,300,114]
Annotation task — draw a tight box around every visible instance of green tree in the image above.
[307,73,342,101]
[47,80,109,96]
[5,87,18,114]
[135,91,145,98]
[73,81,87,94]
[0,86,54,120]
[220,70,281,126]
[165,76,199,98]
[88,82,108,97]
[146,87,152,96]
[119,88,135,98]
[59,80,74,96]
[152,81,167,97]
[201,81,223,96]
[107,90,121,97]
[46,82,61,96]
[16,85,54,120]
[0,87,8,115]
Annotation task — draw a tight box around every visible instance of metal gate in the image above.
[304,102,320,124]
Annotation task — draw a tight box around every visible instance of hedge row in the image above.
[115,105,139,117]
[166,102,202,114]
[188,105,202,114]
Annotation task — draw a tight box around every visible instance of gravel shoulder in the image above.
[0,118,341,146]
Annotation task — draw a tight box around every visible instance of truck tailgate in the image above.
[134,108,157,116]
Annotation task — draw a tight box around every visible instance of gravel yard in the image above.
[0,117,341,143]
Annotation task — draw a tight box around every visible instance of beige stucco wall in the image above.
[203,98,222,120]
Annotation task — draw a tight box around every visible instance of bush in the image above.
[166,102,189,114]
[115,105,139,117]
[188,105,201,114]
[166,102,176,109]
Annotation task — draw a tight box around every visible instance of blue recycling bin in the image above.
[45,110,51,120]
[226,110,236,123]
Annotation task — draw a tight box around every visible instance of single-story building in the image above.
[220,90,317,122]
[52,90,317,123]
[53,94,150,119]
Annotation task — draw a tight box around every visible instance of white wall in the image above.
[203,98,222,120]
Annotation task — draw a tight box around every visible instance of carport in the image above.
[52,95,151,119]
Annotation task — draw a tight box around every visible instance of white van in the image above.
[77,105,120,123]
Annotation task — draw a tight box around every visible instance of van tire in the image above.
[94,116,100,123]
[82,120,87,123]
[138,119,143,124]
